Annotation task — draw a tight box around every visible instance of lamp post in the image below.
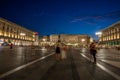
[95,32,102,36]
[95,31,102,48]
[43,39,46,42]
[95,31,102,41]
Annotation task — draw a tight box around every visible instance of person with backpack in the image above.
[90,42,97,63]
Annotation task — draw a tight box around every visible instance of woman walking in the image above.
[61,45,67,60]
[55,40,61,61]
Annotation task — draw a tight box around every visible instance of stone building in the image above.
[44,34,90,47]
[39,35,50,46]
[97,21,120,48]
[60,34,89,47]
[0,17,35,46]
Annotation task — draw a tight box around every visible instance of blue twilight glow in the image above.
[0,0,120,39]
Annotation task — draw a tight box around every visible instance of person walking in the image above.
[90,42,97,63]
[61,45,67,60]
[10,43,13,49]
[55,40,61,61]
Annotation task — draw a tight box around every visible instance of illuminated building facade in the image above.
[60,34,89,47]
[39,36,50,46]
[49,34,59,46]
[98,21,120,47]
[41,34,90,47]
[0,18,35,46]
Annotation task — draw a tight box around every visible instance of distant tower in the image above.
[58,34,61,42]
[58,34,60,40]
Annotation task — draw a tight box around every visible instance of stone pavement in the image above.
[1,48,118,80]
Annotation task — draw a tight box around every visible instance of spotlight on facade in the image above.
[20,33,26,36]
[43,39,46,42]
[81,39,85,42]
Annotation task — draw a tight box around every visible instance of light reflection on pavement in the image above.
[79,48,120,69]
[0,46,54,74]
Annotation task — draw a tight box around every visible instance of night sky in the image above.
[0,0,120,39]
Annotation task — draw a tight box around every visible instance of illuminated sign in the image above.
[34,32,38,35]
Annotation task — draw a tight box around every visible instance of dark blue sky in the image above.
[0,0,120,39]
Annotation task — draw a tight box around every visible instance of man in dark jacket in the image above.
[90,42,97,63]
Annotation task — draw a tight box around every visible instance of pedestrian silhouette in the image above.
[90,42,97,63]
[55,40,61,61]
[10,43,13,49]
[61,45,67,60]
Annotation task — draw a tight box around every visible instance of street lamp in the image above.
[95,31,102,48]
[95,32,102,36]
[95,31,102,40]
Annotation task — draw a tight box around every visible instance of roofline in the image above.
[0,17,35,33]
[99,21,120,32]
